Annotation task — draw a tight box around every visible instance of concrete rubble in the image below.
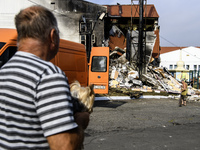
[108,47,200,101]
[109,54,180,93]
[109,56,200,101]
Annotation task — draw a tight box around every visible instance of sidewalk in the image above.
[94,95,179,101]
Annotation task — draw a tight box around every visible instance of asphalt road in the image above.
[84,98,200,150]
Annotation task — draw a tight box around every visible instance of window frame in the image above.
[91,56,107,72]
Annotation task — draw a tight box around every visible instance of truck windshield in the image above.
[0,42,5,49]
[91,56,107,72]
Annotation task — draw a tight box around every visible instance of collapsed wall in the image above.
[107,26,199,100]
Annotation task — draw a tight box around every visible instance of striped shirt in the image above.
[0,51,78,150]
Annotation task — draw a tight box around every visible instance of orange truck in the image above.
[0,28,109,94]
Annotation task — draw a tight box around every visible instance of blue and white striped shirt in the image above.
[0,51,77,149]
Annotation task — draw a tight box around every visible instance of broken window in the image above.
[80,35,86,46]
[80,23,86,32]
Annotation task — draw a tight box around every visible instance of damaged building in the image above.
[103,4,200,100]
[0,0,160,64]
[104,4,160,66]
[0,0,106,48]
[103,4,161,91]
[0,2,160,66]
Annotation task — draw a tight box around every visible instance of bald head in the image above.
[15,5,59,43]
[15,5,60,61]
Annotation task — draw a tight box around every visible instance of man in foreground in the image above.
[0,5,89,149]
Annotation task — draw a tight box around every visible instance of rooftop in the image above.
[105,4,159,18]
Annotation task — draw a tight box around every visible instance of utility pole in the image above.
[138,0,144,79]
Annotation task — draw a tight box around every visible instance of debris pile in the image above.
[187,87,200,101]
[106,25,200,101]
[109,54,182,94]
[108,56,200,101]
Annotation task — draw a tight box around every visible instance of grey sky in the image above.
[86,0,200,47]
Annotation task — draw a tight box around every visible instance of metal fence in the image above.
[189,70,200,89]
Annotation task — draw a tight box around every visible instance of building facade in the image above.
[160,47,200,71]
[160,46,200,82]
[0,0,106,45]
[0,1,161,66]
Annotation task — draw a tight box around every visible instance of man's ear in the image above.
[49,28,59,52]
[50,28,56,47]
[48,28,59,61]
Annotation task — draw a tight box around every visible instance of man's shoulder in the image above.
[15,51,63,75]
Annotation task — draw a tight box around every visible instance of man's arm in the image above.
[47,112,89,150]
[182,82,187,91]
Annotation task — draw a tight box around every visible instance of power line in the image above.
[160,35,179,47]
[160,35,200,60]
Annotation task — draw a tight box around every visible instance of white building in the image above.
[160,46,200,71]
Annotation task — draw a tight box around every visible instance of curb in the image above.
[94,95,180,101]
